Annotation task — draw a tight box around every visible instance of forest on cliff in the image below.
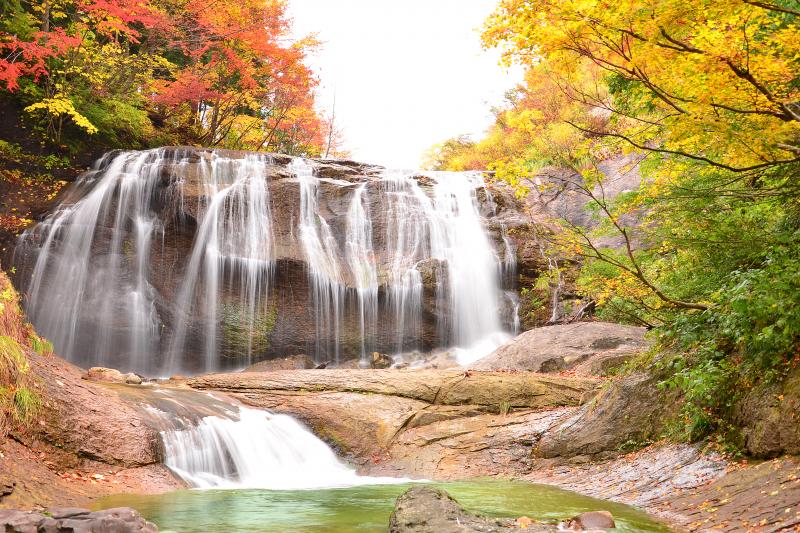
[1,0,799,454]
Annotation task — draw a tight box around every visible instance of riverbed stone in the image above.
[388,487,557,532]
[84,367,127,383]
[563,510,615,530]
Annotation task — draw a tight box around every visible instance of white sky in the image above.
[288,0,524,168]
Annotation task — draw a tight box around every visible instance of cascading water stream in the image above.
[135,389,404,490]
[345,183,379,364]
[14,148,518,374]
[160,406,390,489]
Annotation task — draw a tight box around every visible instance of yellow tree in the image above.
[484,0,800,173]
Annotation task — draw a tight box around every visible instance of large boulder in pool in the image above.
[388,486,557,532]
[471,322,647,375]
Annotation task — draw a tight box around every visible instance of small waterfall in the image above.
[14,148,518,374]
[134,390,403,490]
[160,406,381,489]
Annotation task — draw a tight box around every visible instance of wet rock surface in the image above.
[11,147,533,372]
[472,322,647,375]
[527,445,800,532]
[389,487,556,532]
[0,507,157,532]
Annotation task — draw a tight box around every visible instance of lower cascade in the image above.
[12,147,519,375]
[148,400,400,490]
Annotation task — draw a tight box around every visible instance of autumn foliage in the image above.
[0,0,326,154]
[430,0,800,444]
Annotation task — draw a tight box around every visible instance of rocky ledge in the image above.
[188,369,598,478]
[0,507,157,532]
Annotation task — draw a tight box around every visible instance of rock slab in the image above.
[472,322,647,375]
[0,507,157,532]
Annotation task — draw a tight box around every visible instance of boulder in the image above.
[371,351,392,369]
[84,367,126,383]
[563,511,615,530]
[471,322,647,375]
[388,486,556,532]
[124,373,143,385]
[0,507,157,532]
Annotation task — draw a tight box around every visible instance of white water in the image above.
[158,405,402,490]
[16,149,516,373]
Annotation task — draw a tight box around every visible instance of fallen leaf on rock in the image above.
[516,516,534,529]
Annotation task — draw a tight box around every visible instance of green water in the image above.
[96,479,670,532]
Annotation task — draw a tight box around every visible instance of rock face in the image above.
[471,322,647,374]
[31,354,162,467]
[389,487,556,533]
[12,147,531,374]
[0,507,157,532]
[534,373,678,460]
[734,367,800,457]
[189,369,598,410]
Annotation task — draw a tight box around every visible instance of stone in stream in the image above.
[388,486,557,532]
[563,511,616,530]
[0,507,158,532]
[84,366,127,383]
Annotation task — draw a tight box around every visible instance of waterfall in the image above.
[160,406,386,489]
[14,148,517,374]
[345,183,378,365]
[135,390,403,489]
[292,158,346,363]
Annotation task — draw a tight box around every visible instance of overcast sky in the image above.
[288,0,524,168]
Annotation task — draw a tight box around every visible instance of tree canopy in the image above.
[0,0,327,154]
